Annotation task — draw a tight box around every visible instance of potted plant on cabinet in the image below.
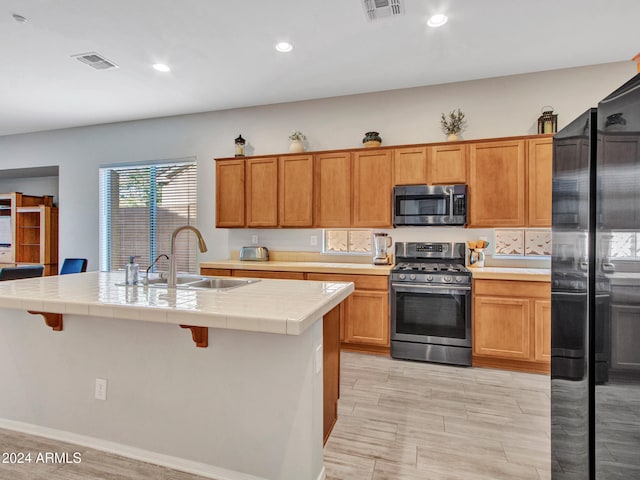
[288,131,306,153]
[440,109,467,141]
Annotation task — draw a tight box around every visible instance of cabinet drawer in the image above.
[200,268,232,276]
[232,269,306,280]
[474,279,549,298]
[306,273,388,291]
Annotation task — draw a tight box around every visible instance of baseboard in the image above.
[472,356,551,374]
[0,418,266,480]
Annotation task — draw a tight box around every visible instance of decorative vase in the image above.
[363,131,382,148]
[447,133,459,141]
[289,139,304,153]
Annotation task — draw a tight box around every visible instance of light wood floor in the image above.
[0,352,550,480]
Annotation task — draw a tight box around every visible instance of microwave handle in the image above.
[449,190,454,222]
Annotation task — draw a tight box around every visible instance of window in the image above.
[323,229,372,254]
[99,159,197,273]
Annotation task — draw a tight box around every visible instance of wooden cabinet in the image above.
[199,268,232,276]
[469,140,526,227]
[393,147,428,185]
[215,159,245,228]
[429,144,467,184]
[246,157,278,227]
[279,155,314,227]
[352,150,393,228]
[473,279,550,373]
[527,138,553,227]
[307,273,389,354]
[314,152,352,227]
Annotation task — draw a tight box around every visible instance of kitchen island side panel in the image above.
[0,310,324,480]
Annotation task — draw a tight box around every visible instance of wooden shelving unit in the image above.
[0,192,58,276]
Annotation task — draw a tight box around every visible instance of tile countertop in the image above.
[0,271,354,335]
[200,259,393,275]
[469,267,551,282]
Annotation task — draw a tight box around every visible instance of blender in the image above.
[373,233,393,265]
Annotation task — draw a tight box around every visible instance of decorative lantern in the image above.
[537,107,558,134]
[234,134,246,157]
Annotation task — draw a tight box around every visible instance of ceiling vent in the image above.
[362,0,402,21]
[72,52,119,70]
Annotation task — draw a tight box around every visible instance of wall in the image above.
[0,61,636,270]
[0,176,59,205]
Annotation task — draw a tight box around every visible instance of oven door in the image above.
[390,283,471,347]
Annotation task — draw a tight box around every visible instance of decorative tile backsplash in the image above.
[495,229,551,256]
[324,229,372,254]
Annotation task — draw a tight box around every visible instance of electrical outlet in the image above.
[251,234,259,245]
[310,235,318,246]
[95,378,107,401]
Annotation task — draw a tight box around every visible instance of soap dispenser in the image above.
[125,256,139,285]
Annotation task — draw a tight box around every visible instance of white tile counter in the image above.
[0,271,354,335]
[469,267,551,282]
[200,259,393,275]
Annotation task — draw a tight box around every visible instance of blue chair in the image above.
[0,265,45,281]
[59,258,88,275]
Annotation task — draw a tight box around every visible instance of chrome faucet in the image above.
[168,226,208,288]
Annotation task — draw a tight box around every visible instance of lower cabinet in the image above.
[307,273,390,354]
[473,279,551,374]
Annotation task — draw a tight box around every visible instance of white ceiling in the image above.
[1,0,639,137]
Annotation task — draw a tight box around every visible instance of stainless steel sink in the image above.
[117,275,259,290]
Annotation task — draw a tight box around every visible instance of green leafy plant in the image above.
[440,109,467,135]
[288,130,306,141]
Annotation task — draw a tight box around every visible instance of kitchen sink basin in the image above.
[117,275,259,291]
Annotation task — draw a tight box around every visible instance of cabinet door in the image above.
[527,138,552,227]
[246,157,278,227]
[353,150,393,227]
[315,152,351,227]
[215,159,245,228]
[393,147,427,185]
[279,155,314,227]
[469,140,526,227]
[534,299,551,362]
[345,290,389,346]
[611,304,640,371]
[599,135,640,229]
[473,296,531,359]
[428,144,467,184]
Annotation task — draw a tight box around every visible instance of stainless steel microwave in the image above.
[393,185,467,226]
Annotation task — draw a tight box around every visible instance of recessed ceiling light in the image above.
[152,63,171,73]
[275,41,293,53]
[12,13,27,23]
[427,14,448,27]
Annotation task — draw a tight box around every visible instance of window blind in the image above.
[99,160,197,273]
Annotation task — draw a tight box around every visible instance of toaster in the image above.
[239,246,269,261]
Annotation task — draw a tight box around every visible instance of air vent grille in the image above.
[363,0,402,21]
[72,52,119,70]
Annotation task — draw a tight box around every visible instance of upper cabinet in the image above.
[428,144,467,184]
[215,159,245,228]
[215,134,551,230]
[279,155,314,227]
[393,147,428,185]
[468,137,551,228]
[469,140,527,227]
[352,149,393,228]
[527,137,553,227]
[246,157,278,227]
[315,152,352,227]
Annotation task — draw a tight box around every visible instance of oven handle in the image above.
[391,283,471,294]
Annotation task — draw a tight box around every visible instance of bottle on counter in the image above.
[125,256,139,285]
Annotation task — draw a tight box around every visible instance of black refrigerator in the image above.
[552,74,640,479]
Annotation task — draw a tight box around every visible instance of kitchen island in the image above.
[0,272,353,480]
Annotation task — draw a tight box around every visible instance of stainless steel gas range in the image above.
[390,242,472,366]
